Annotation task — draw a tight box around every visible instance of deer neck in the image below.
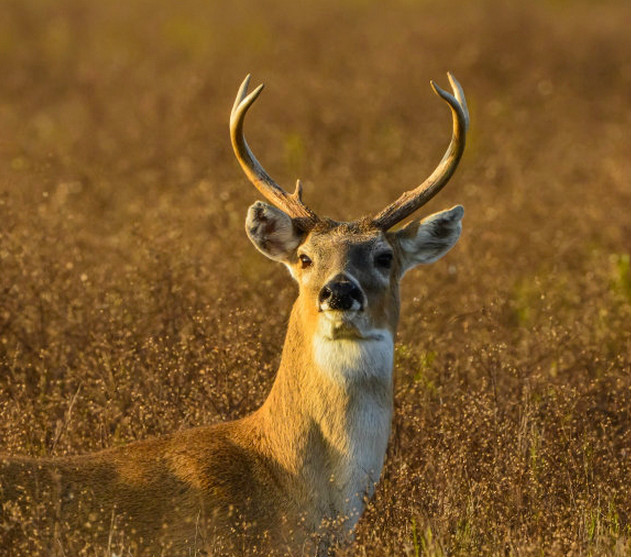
[254,301,395,526]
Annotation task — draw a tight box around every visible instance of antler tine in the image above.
[372,73,469,231]
[230,75,319,228]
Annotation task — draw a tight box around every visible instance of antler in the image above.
[372,73,469,230]
[230,75,319,228]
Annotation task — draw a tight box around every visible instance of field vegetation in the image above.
[1,0,629,555]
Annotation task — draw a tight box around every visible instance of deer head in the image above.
[230,74,468,343]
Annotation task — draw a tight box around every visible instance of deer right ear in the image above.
[245,201,303,262]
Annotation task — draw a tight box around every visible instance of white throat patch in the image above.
[312,329,394,383]
[311,329,395,532]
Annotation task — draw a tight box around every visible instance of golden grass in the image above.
[1,0,630,555]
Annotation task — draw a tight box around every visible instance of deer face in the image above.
[245,201,464,340]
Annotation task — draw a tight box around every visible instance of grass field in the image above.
[1,0,630,555]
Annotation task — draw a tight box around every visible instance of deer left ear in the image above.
[245,201,304,262]
[395,205,464,275]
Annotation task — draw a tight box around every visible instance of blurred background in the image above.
[0,0,629,555]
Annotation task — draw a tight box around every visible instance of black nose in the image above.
[319,275,364,311]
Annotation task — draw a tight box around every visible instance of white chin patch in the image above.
[312,327,394,383]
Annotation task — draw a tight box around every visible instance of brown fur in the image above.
[1,421,292,555]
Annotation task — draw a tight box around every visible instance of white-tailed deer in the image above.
[0,73,468,556]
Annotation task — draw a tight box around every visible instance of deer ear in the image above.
[395,205,464,275]
[245,201,303,262]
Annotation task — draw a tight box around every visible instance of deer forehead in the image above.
[303,226,390,268]
[302,224,390,258]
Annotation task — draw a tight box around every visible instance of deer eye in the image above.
[299,254,312,269]
[374,252,393,269]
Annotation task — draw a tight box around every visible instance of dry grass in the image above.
[1,0,630,555]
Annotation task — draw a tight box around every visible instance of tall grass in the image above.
[1,0,629,554]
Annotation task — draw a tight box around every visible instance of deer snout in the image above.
[318,274,364,312]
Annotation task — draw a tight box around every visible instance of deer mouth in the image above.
[317,321,391,343]
[320,307,362,323]
[318,309,380,341]
[329,317,361,336]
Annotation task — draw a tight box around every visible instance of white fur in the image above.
[312,329,394,533]
[313,329,393,383]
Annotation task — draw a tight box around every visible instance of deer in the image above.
[0,73,468,557]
